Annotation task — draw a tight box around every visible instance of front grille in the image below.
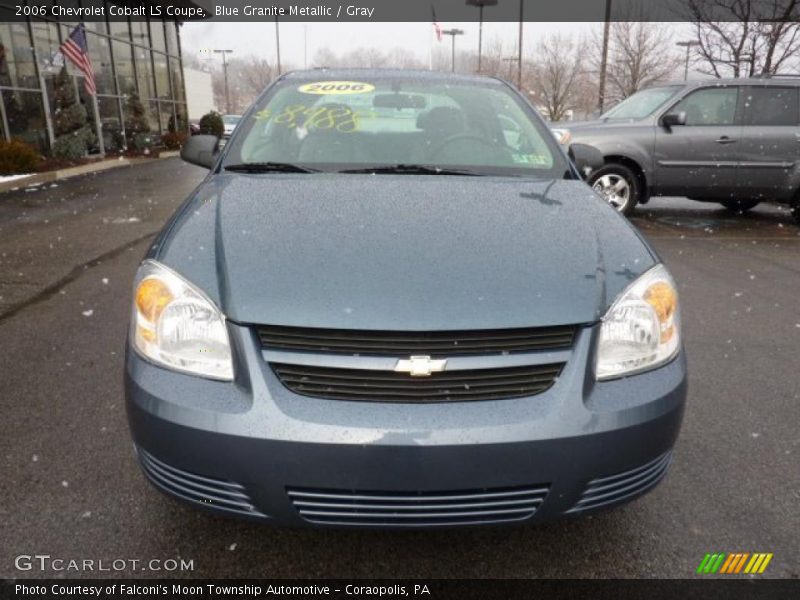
[258,324,576,357]
[287,484,550,527]
[271,362,564,402]
[136,447,265,518]
[567,451,673,514]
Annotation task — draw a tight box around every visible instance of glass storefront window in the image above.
[31,20,61,130]
[159,100,175,132]
[112,39,136,96]
[153,51,170,99]
[130,22,149,48]
[108,20,130,42]
[148,99,160,133]
[165,22,180,58]
[2,89,48,152]
[174,102,188,133]
[86,32,116,95]
[85,21,109,37]
[31,20,60,73]
[0,22,39,90]
[97,95,125,151]
[149,22,167,55]
[169,58,185,103]
[134,45,155,100]
[0,14,185,154]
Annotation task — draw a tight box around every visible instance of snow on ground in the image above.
[0,174,33,183]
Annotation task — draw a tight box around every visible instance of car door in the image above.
[654,85,743,199]
[737,85,800,202]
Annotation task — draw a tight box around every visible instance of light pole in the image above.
[441,28,465,72]
[517,0,523,89]
[598,0,613,114]
[676,41,700,80]
[213,49,234,113]
[467,0,498,73]
[275,17,282,75]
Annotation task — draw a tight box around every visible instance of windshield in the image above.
[223,115,241,125]
[223,76,567,178]
[602,86,683,120]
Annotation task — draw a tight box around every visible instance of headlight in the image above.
[131,260,233,380]
[551,128,572,145]
[595,263,680,380]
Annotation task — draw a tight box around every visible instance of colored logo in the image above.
[697,553,773,574]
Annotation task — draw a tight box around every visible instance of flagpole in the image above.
[91,94,105,157]
[429,25,433,70]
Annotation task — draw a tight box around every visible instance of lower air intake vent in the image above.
[136,447,265,518]
[568,451,673,513]
[287,484,550,527]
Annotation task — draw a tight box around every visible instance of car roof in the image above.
[666,76,800,88]
[279,68,505,85]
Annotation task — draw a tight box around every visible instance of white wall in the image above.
[183,68,215,121]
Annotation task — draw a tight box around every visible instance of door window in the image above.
[672,87,739,126]
[742,87,799,126]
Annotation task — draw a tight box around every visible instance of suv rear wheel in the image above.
[720,199,760,213]
[589,164,641,216]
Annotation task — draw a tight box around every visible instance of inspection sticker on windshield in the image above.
[513,153,551,166]
[298,81,375,95]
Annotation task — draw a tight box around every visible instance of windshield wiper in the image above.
[224,162,320,174]
[339,164,483,176]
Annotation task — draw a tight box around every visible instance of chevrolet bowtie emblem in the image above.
[394,355,447,377]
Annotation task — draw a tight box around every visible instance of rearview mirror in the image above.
[180,135,219,169]
[661,112,687,128]
[568,143,604,179]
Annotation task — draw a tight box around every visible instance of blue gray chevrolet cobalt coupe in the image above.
[126,69,687,528]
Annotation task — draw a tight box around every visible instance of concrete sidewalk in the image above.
[0,151,181,195]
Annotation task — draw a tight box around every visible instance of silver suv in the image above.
[559,77,800,223]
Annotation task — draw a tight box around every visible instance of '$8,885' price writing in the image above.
[253,104,371,133]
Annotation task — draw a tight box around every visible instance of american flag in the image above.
[59,24,96,96]
[432,6,442,42]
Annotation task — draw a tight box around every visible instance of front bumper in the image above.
[125,323,687,528]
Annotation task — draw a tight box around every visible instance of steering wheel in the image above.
[426,134,508,162]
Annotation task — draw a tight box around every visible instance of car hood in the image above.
[154,174,656,330]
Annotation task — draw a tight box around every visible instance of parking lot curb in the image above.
[0,151,181,195]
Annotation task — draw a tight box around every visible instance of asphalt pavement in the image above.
[0,159,797,579]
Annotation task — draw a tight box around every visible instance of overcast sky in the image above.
[180,22,612,68]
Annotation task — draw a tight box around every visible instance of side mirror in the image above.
[180,134,219,169]
[568,143,604,179]
[661,111,687,128]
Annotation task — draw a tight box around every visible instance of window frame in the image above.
[660,85,744,127]
[741,85,800,127]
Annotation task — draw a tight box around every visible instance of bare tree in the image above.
[529,34,587,122]
[343,47,389,68]
[601,21,681,102]
[385,47,426,70]
[686,0,800,77]
[239,57,275,97]
[312,46,340,68]
[311,46,424,69]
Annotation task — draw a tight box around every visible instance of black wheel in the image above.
[720,199,760,213]
[589,163,641,216]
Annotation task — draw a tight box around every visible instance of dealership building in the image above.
[0,2,188,154]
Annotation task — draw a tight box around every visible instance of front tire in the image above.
[590,164,641,216]
[720,199,760,213]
